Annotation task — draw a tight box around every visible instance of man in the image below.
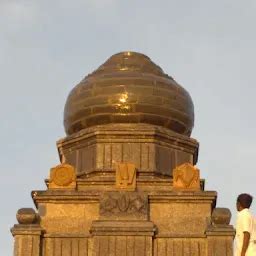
[235,193,256,256]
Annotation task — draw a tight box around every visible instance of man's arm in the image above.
[241,231,250,256]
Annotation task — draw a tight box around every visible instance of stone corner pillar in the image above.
[11,224,43,256]
[11,208,43,256]
[206,208,235,256]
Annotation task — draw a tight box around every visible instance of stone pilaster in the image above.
[90,221,155,256]
[206,227,235,256]
[90,191,156,256]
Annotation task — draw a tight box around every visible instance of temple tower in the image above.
[11,52,235,256]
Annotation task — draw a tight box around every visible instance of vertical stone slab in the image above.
[127,236,135,256]
[108,236,116,256]
[71,238,79,256]
[11,224,43,256]
[116,236,127,256]
[183,239,191,255]
[206,227,235,256]
[153,238,208,256]
[155,145,173,176]
[148,144,156,172]
[95,144,104,169]
[123,143,141,168]
[104,144,112,168]
[141,143,150,170]
[54,238,62,255]
[166,239,174,256]
[79,238,88,256]
[190,240,200,255]
[91,236,100,256]
[134,236,146,256]
[112,144,123,167]
[62,239,72,256]
[156,238,167,256]
[99,236,109,255]
[207,236,234,256]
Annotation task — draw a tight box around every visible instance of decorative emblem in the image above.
[49,164,76,189]
[173,163,200,191]
[100,192,148,220]
[16,208,37,224]
[116,162,136,191]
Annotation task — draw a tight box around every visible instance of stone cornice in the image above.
[90,220,156,236]
[11,224,43,236]
[32,190,216,207]
[57,124,199,162]
[206,225,236,236]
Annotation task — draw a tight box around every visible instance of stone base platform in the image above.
[11,187,235,256]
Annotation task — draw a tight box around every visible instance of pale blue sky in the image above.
[1,1,256,255]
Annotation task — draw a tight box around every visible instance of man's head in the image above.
[236,193,253,211]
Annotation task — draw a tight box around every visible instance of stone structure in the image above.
[11,52,235,255]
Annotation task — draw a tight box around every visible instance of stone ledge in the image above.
[57,124,198,147]
[11,224,43,236]
[90,220,156,236]
[206,225,235,236]
[57,129,198,158]
[32,190,217,206]
[155,233,207,238]
[43,233,91,238]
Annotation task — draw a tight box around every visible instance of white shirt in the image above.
[235,208,256,256]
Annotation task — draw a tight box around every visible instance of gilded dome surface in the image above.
[64,52,194,136]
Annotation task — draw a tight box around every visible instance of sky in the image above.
[1,0,256,254]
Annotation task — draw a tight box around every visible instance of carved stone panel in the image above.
[173,163,200,191]
[116,162,136,191]
[99,192,148,221]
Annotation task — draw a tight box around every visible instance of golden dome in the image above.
[64,51,194,136]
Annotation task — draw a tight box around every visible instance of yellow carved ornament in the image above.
[49,164,76,188]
